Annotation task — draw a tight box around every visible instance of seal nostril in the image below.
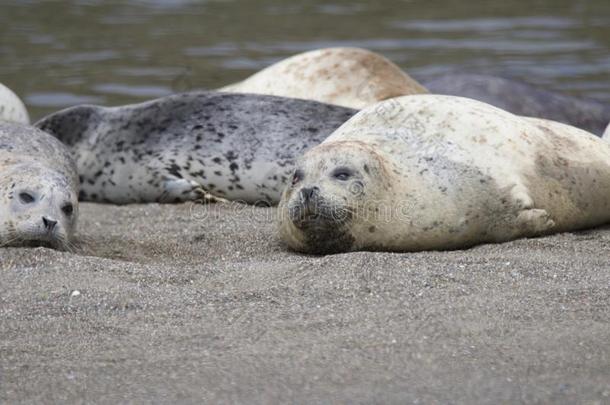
[300,186,319,202]
[42,217,58,231]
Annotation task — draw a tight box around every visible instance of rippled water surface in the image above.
[1,0,608,119]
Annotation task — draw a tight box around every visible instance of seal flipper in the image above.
[160,178,227,204]
[516,208,556,236]
[508,184,555,236]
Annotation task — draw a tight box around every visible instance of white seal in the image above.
[220,47,428,109]
[0,83,30,124]
[279,95,610,253]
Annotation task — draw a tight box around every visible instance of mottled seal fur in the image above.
[0,83,30,124]
[422,73,610,135]
[279,95,610,254]
[220,47,428,109]
[36,92,356,205]
[0,122,78,250]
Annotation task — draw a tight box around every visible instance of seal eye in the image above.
[62,203,74,217]
[332,167,353,181]
[292,170,303,185]
[19,192,35,204]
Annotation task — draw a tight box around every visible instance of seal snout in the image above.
[289,185,323,227]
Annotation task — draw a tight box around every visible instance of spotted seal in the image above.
[220,47,428,109]
[36,92,356,205]
[0,83,30,124]
[0,122,78,250]
[279,95,610,253]
[422,73,610,135]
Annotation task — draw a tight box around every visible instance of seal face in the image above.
[422,73,610,136]
[0,122,79,250]
[0,83,30,124]
[279,95,610,254]
[220,47,428,109]
[280,141,393,254]
[36,92,356,205]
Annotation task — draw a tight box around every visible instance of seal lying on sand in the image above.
[279,95,610,254]
[0,83,30,124]
[36,92,356,205]
[422,73,610,135]
[0,122,78,250]
[220,47,428,109]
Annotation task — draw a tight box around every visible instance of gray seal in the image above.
[422,73,610,135]
[36,92,356,205]
[0,122,79,250]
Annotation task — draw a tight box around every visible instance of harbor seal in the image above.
[36,92,356,205]
[422,73,610,135]
[0,122,78,250]
[219,47,428,109]
[279,95,610,253]
[0,83,30,124]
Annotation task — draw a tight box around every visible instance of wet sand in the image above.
[1,202,609,403]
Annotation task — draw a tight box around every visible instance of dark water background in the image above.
[0,0,608,120]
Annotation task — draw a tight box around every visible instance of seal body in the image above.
[422,73,610,135]
[279,95,610,253]
[0,83,30,124]
[0,122,78,250]
[220,47,428,109]
[36,92,356,205]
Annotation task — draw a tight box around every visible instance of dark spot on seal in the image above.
[166,163,182,178]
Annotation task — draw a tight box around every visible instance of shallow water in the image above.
[0,0,608,120]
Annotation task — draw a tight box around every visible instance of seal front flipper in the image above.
[509,184,555,236]
[160,178,227,204]
[516,208,556,236]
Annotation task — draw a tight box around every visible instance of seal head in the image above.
[0,163,78,250]
[279,141,394,254]
[1,122,79,250]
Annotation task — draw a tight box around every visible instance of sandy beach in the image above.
[1,202,608,403]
